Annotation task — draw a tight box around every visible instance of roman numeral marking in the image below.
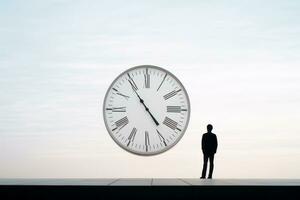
[145,131,150,152]
[127,127,137,146]
[157,73,167,91]
[106,107,126,112]
[127,73,138,91]
[112,116,129,131]
[167,106,187,113]
[156,130,167,146]
[163,117,181,131]
[144,68,150,88]
[112,88,130,100]
[163,89,181,100]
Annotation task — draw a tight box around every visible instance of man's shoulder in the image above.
[203,133,217,137]
[202,133,214,136]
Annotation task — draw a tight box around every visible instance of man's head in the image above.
[207,124,213,133]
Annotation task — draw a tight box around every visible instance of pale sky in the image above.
[0,0,300,178]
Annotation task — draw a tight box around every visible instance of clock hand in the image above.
[128,80,160,126]
[148,110,160,126]
[139,98,160,126]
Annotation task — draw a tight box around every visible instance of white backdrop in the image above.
[0,0,300,178]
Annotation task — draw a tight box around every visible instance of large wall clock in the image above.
[103,65,190,155]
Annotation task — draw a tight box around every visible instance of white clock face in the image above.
[103,65,190,155]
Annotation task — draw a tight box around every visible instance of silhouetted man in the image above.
[201,124,218,179]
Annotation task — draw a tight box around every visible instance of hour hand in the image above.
[128,80,142,100]
[128,80,159,126]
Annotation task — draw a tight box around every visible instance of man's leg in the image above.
[201,154,209,178]
[208,154,215,179]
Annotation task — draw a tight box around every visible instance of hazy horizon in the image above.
[0,0,299,178]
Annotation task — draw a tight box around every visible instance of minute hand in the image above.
[140,100,160,126]
[129,82,159,126]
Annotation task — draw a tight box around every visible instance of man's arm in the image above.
[214,135,218,153]
[201,134,205,153]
